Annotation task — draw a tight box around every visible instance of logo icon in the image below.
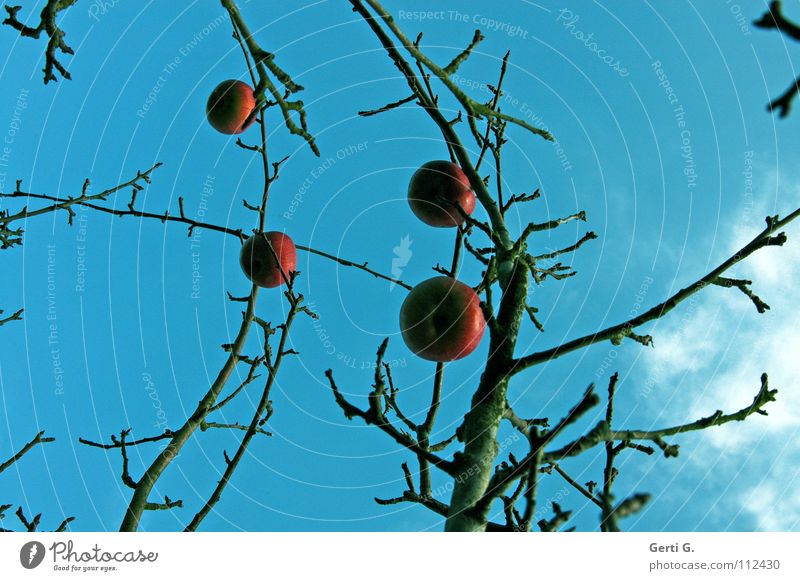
[20,541,46,569]
[390,235,413,291]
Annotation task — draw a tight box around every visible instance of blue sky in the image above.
[1,0,798,532]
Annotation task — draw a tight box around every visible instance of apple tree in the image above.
[0,0,797,533]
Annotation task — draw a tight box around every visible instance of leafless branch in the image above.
[513,210,800,374]
[326,339,456,476]
[754,2,800,115]
[221,0,319,155]
[0,307,23,327]
[0,431,55,473]
[2,1,76,83]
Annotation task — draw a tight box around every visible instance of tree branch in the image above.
[0,431,55,473]
[513,210,800,373]
[326,339,456,476]
[2,1,76,83]
[0,308,24,327]
[545,373,776,463]
[185,286,306,531]
[220,0,319,155]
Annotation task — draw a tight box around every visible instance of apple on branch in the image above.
[206,79,258,135]
[239,232,297,288]
[407,160,476,227]
[399,276,486,361]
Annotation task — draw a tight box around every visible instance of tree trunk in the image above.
[445,376,508,531]
[445,260,528,531]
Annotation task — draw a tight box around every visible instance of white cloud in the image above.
[737,458,800,531]
[638,192,800,531]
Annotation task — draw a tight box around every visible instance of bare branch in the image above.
[0,308,24,327]
[79,430,174,450]
[766,75,800,118]
[53,516,75,532]
[442,29,485,76]
[537,502,572,532]
[601,373,621,531]
[221,0,319,155]
[531,231,598,262]
[296,244,412,290]
[754,1,800,41]
[1,163,163,236]
[0,431,55,474]
[2,1,76,83]
[545,373,776,463]
[546,463,603,508]
[326,340,456,476]
[754,3,800,116]
[518,211,587,242]
[185,288,304,531]
[199,421,271,438]
[144,496,183,511]
[360,0,552,141]
[15,506,41,532]
[713,276,770,313]
[359,94,416,117]
[513,210,800,374]
[502,190,541,215]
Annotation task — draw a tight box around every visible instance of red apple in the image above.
[239,231,297,288]
[206,80,257,135]
[407,160,476,227]
[399,276,485,362]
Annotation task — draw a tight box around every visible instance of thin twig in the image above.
[0,431,55,473]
